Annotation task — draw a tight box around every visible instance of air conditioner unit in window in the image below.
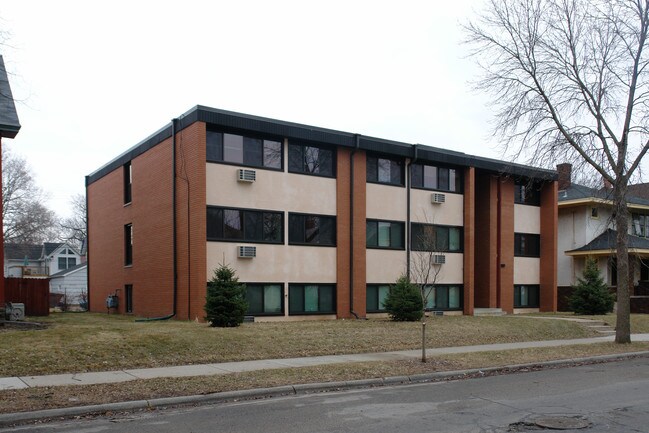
[432,254,446,265]
[431,193,446,204]
[237,169,256,183]
[238,246,256,258]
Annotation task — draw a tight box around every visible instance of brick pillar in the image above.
[463,167,475,315]
[474,173,498,308]
[497,178,515,314]
[540,180,558,311]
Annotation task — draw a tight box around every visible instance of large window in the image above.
[366,220,404,249]
[514,181,541,206]
[289,213,336,246]
[124,224,133,266]
[246,284,284,316]
[367,155,404,186]
[206,131,282,169]
[124,161,132,204]
[206,207,283,243]
[366,284,390,313]
[288,142,335,177]
[289,284,335,315]
[514,233,540,257]
[423,285,462,310]
[411,164,462,193]
[58,257,77,270]
[514,285,540,308]
[411,223,463,252]
[632,213,648,238]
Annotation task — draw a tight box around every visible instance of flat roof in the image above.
[87,105,557,185]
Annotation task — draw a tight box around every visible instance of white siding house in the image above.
[49,263,88,308]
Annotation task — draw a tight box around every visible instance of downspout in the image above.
[349,134,361,319]
[407,144,418,280]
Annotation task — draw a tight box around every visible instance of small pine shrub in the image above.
[569,257,615,315]
[205,263,248,327]
[383,275,424,321]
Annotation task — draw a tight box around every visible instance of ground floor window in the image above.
[125,284,133,313]
[288,284,335,315]
[246,284,283,316]
[422,285,462,310]
[366,284,390,312]
[514,285,539,308]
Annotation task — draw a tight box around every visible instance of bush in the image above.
[569,257,615,315]
[205,263,248,327]
[383,275,423,321]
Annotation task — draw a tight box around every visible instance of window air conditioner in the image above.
[432,254,446,265]
[237,169,256,182]
[238,246,256,258]
[431,193,446,204]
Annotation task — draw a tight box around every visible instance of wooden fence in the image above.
[4,277,50,316]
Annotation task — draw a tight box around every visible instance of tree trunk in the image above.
[614,183,631,344]
[421,320,427,363]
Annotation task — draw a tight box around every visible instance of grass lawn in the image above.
[0,312,599,377]
[532,312,649,333]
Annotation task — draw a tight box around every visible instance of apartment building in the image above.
[87,106,558,320]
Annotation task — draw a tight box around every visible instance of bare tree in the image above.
[59,193,86,249]
[2,146,58,244]
[465,0,649,343]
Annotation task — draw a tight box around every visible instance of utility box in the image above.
[5,303,25,321]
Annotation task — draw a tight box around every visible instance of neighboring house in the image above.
[87,106,558,321]
[49,263,88,308]
[0,54,22,309]
[557,164,649,305]
[4,242,82,278]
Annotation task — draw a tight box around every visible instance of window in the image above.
[367,155,404,186]
[641,260,649,282]
[366,284,390,312]
[632,213,648,238]
[411,224,463,252]
[514,181,541,206]
[514,285,540,308]
[411,164,463,193]
[366,220,404,249]
[58,257,77,270]
[246,284,283,316]
[423,285,463,310]
[289,213,336,246]
[206,207,283,243]
[591,207,599,219]
[124,224,133,266]
[124,161,132,204]
[514,233,540,257]
[289,284,335,315]
[288,142,335,177]
[125,284,133,313]
[206,130,282,169]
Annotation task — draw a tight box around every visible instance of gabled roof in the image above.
[43,242,63,256]
[566,229,649,256]
[4,244,42,261]
[49,263,87,279]
[0,56,21,139]
[558,183,649,207]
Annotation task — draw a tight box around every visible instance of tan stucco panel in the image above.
[366,183,407,220]
[410,190,464,226]
[514,204,541,234]
[513,257,541,284]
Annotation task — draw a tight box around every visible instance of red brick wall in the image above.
[540,180,558,311]
[463,167,475,315]
[498,178,515,313]
[474,173,498,308]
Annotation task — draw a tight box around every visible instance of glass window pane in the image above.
[319,217,335,245]
[436,226,449,251]
[366,221,378,247]
[304,285,319,312]
[424,286,435,309]
[529,286,539,307]
[223,209,243,239]
[264,285,282,313]
[454,169,463,192]
[305,215,319,243]
[366,286,378,311]
[263,140,282,169]
[243,137,263,166]
[520,286,528,306]
[319,285,334,312]
[424,165,437,189]
[366,156,378,182]
[448,286,460,309]
[378,158,391,183]
[289,214,304,244]
[207,208,223,239]
[438,167,449,190]
[378,222,391,247]
[244,212,262,241]
[437,286,448,309]
[247,285,263,314]
[449,169,456,191]
[223,134,244,163]
[449,228,461,251]
[390,160,402,184]
[289,285,303,314]
[514,286,521,307]
[69,258,77,267]
[263,213,282,243]
[304,146,319,173]
[206,131,223,161]
[411,164,423,188]
[288,144,303,172]
[318,148,334,177]
[391,222,403,248]
[378,285,390,310]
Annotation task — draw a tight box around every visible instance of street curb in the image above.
[1,351,648,427]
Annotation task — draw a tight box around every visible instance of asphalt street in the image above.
[3,357,649,433]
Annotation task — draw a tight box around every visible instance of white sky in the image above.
[0,1,499,218]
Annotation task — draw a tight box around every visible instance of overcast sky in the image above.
[1,1,499,218]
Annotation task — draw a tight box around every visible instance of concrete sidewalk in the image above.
[3,333,649,392]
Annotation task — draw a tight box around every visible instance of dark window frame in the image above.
[514,180,541,206]
[366,219,405,250]
[288,140,337,178]
[123,161,132,205]
[632,213,648,238]
[288,284,336,315]
[410,163,463,193]
[411,223,464,252]
[366,284,391,313]
[207,206,284,244]
[124,224,133,266]
[366,154,405,187]
[514,284,540,308]
[245,283,285,316]
[422,284,464,311]
[206,129,284,171]
[288,212,336,247]
[514,233,541,257]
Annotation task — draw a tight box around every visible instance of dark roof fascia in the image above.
[87,105,557,185]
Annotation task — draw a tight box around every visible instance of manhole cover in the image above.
[533,416,590,430]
